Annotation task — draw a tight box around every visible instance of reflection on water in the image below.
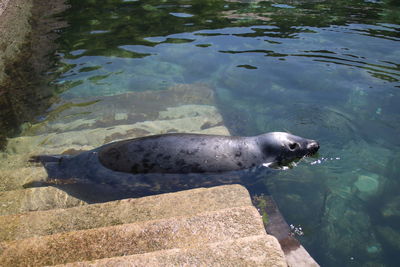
[1,0,400,266]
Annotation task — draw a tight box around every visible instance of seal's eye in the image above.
[288,142,299,151]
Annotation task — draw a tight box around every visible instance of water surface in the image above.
[5,0,400,266]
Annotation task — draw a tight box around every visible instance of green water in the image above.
[5,0,400,265]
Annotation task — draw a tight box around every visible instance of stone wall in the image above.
[0,0,33,84]
[0,0,67,149]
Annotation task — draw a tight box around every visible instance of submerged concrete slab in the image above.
[0,185,251,242]
[0,187,86,216]
[22,83,217,136]
[261,195,320,267]
[6,105,227,155]
[0,206,267,267]
[55,235,287,267]
[285,245,319,267]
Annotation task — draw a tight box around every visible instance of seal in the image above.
[98,132,319,173]
[31,132,319,183]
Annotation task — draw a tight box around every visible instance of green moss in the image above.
[252,194,270,225]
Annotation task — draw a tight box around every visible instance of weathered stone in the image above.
[55,235,286,267]
[0,0,12,17]
[0,206,267,267]
[0,185,251,242]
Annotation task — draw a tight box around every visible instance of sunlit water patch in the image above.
[2,0,400,266]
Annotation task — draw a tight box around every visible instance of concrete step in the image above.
[54,235,287,267]
[0,185,251,242]
[0,187,86,216]
[0,206,267,267]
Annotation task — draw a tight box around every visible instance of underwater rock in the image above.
[376,226,400,251]
[317,194,381,263]
[381,195,400,218]
[345,85,369,113]
[366,244,382,254]
[114,112,128,121]
[354,173,380,201]
[385,151,400,181]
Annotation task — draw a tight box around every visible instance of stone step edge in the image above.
[50,234,287,267]
[0,206,267,267]
[0,184,252,242]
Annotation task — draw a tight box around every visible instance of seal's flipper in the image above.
[29,155,74,180]
[29,155,64,164]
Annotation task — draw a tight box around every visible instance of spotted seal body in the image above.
[32,132,319,183]
[98,132,319,174]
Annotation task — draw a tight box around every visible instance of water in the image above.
[3,0,400,266]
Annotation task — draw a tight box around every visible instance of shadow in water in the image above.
[26,167,275,204]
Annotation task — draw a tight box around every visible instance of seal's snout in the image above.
[306,140,320,155]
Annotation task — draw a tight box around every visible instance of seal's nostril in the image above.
[307,141,320,151]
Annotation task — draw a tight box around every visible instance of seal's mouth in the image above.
[263,140,320,170]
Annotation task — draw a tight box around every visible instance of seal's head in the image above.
[257,132,319,168]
